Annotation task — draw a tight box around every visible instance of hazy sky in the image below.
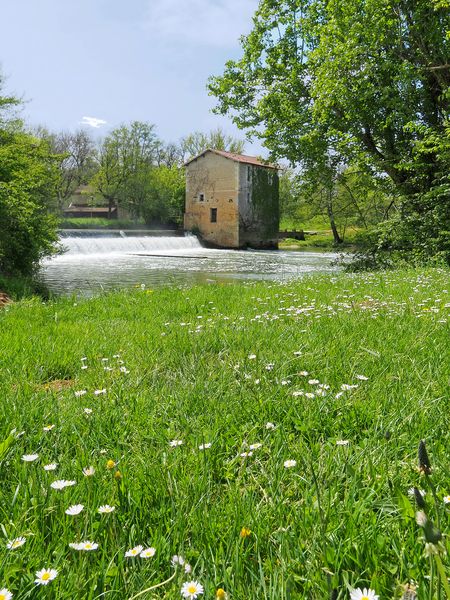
[0,0,262,152]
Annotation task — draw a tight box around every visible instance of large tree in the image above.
[209,0,450,262]
[0,76,60,276]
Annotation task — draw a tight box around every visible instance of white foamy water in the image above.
[42,231,340,295]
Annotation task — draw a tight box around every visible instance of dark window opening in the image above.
[210,208,217,223]
[199,193,204,201]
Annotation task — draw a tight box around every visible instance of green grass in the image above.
[0,270,449,599]
[59,218,151,230]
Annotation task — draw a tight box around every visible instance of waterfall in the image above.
[57,231,203,256]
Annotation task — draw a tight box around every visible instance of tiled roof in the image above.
[184,148,277,169]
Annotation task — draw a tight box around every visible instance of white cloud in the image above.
[144,0,259,48]
[80,116,107,128]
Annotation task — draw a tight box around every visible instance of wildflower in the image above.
[444,495,450,504]
[65,504,84,515]
[265,422,275,429]
[265,363,274,371]
[248,354,256,359]
[81,365,88,370]
[74,390,87,397]
[84,408,93,414]
[298,371,309,376]
[240,451,253,457]
[22,454,39,462]
[83,466,95,477]
[198,443,212,450]
[106,459,116,469]
[181,580,204,599]
[50,479,76,490]
[249,443,262,450]
[240,527,251,538]
[356,374,369,381]
[94,389,106,395]
[169,440,183,447]
[292,391,304,397]
[308,379,319,385]
[216,589,228,600]
[119,366,129,374]
[172,555,186,566]
[293,351,302,356]
[140,547,156,558]
[7,537,26,550]
[43,425,55,431]
[0,588,13,600]
[35,568,58,585]
[114,470,122,480]
[336,440,349,446]
[350,588,379,600]
[70,541,98,551]
[125,545,143,558]
[184,563,192,573]
[341,384,358,391]
[98,505,115,514]
[284,459,296,468]
[43,463,58,471]
[305,392,315,399]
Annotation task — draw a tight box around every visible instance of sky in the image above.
[0,0,263,153]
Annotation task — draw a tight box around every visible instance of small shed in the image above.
[184,149,279,249]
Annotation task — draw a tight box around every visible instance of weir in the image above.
[58,230,203,256]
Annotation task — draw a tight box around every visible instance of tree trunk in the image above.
[326,197,343,244]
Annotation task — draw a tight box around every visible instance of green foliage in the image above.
[181,127,245,160]
[0,128,60,275]
[0,270,448,598]
[209,0,450,263]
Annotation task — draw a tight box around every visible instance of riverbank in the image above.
[1,269,448,599]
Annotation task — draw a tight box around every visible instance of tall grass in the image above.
[0,269,448,599]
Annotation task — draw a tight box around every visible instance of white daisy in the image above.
[336,440,350,446]
[265,422,275,429]
[169,440,183,447]
[284,460,297,468]
[69,542,84,550]
[84,408,93,414]
[299,370,309,376]
[125,545,143,557]
[172,554,185,566]
[0,588,13,600]
[119,366,129,373]
[140,547,156,558]
[43,463,58,471]
[356,374,369,381]
[350,587,379,600]
[82,466,95,477]
[184,563,192,574]
[50,479,76,490]
[181,580,204,599]
[81,541,98,551]
[43,425,55,431]
[74,390,87,397]
[98,505,115,514]
[65,504,84,515]
[7,537,26,550]
[22,454,39,462]
[94,389,106,395]
[444,495,450,504]
[308,379,320,385]
[248,354,257,359]
[198,443,212,450]
[35,568,58,585]
[240,451,253,457]
[249,443,262,450]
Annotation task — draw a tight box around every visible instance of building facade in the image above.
[184,149,279,249]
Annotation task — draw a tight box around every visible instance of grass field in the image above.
[0,269,449,599]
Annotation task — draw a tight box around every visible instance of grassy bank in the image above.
[0,270,449,599]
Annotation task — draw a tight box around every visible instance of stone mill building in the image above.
[184,149,279,249]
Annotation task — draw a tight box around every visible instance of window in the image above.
[199,193,204,201]
[210,208,217,223]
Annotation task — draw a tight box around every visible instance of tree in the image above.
[0,124,60,275]
[209,0,450,262]
[181,127,245,160]
[35,127,96,210]
[91,121,162,217]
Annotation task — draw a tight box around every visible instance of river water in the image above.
[41,231,340,296]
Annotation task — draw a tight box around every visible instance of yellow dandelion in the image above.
[240,527,251,538]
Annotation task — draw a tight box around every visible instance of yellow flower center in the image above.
[362,597,369,600]
[42,573,51,581]
[188,586,197,593]
[85,544,92,549]
[0,594,6,600]
[12,540,20,547]
[216,589,227,599]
